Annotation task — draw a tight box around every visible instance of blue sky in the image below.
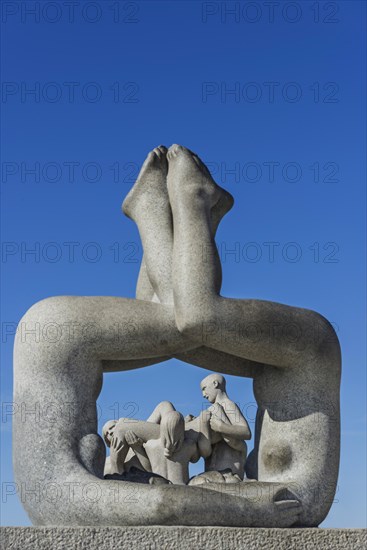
[1,0,366,527]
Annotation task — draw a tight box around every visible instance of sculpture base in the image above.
[1,527,366,549]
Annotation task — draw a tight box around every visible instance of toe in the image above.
[169,144,193,159]
[168,144,184,154]
[167,149,177,160]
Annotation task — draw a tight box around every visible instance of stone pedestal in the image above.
[1,527,366,549]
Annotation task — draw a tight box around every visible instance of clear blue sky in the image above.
[1,0,366,527]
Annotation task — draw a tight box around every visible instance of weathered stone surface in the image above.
[13,145,341,527]
[104,466,170,485]
[1,527,366,550]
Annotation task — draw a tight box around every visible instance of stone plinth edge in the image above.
[1,526,366,550]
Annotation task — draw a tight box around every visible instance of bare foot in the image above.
[211,191,234,234]
[167,145,233,227]
[190,150,234,231]
[124,144,232,304]
[122,145,173,304]
[122,145,169,221]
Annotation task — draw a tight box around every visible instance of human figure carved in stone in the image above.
[199,373,251,478]
[13,144,341,528]
[102,420,143,476]
[102,374,249,482]
[102,400,208,481]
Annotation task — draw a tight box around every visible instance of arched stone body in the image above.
[13,145,341,527]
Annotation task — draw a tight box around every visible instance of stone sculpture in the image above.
[13,144,341,527]
[102,373,250,484]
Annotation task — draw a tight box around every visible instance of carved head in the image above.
[160,411,185,458]
[200,373,226,403]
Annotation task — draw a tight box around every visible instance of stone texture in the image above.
[1,527,366,550]
[104,466,170,485]
[13,144,341,527]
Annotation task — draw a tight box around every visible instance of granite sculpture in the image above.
[102,373,250,484]
[13,144,341,527]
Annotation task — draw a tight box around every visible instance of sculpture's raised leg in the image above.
[123,145,234,305]
[122,146,259,377]
[122,145,173,304]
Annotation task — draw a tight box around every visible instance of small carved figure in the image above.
[200,373,251,478]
